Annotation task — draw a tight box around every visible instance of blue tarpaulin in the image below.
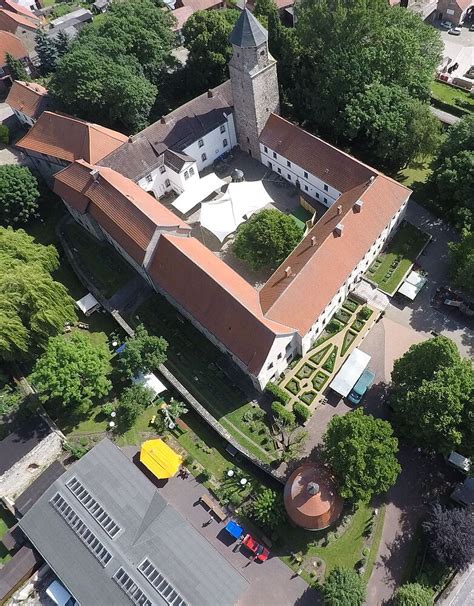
[115,343,126,354]
[225,521,243,539]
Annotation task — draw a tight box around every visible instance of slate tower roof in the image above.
[229,8,267,47]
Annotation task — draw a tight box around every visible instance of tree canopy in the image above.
[32,332,112,410]
[323,567,366,606]
[118,324,168,379]
[249,488,286,530]
[0,227,76,360]
[322,409,401,503]
[448,231,474,297]
[233,209,303,270]
[422,503,474,571]
[393,583,433,606]
[391,336,473,455]
[116,383,154,430]
[6,53,29,81]
[429,115,474,232]
[0,165,39,226]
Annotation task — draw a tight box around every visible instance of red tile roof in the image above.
[16,111,128,164]
[0,0,39,22]
[260,175,410,335]
[172,5,194,30]
[260,114,376,193]
[6,80,48,118]
[180,0,223,11]
[0,30,26,65]
[0,8,38,30]
[148,234,293,375]
[54,161,190,265]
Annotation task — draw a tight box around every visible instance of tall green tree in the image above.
[448,231,474,297]
[322,409,401,503]
[391,336,473,455]
[32,332,112,409]
[6,54,29,81]
[117,324,168,379]
[117,383,154,430]
[0,227,76,360]
[183,10,239,93]
[54,30,71,59]
[323,567,366,606]
[250,488,286,530]
[35,29,59,74]
[0,165,39,226]
[393,583,433,606]
[234,209,303,270]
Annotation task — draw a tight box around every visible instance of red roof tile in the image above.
[0,0,39,22]
[180,0,223,11]
[0,30,26,64]
[16,111,128,164]
[0,8,38,30]
[6,80,48,118]
[172,5,194,30]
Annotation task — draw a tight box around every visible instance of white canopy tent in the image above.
[200,180,273,242]
[329,348,371,398]
[397,270,427,301]
[172,173,226,214]
[75,293,100,316]
[132,372,167,399]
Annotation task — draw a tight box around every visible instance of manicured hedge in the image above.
[293,402,310,423]
[271,401,295,425]
[266,382,289,405]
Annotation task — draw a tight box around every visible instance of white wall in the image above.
[256,332,298,388]
[138,159,200,199]
[183,113,237,172]
[260,143,341,208]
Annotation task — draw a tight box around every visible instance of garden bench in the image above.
[199,494,227,521]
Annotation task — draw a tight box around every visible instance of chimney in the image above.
[90,168,100,183]
[160,116,166,124]
[369,175,375,184]
[311,236,317,247]
[284,266,292,277]
[354,200,363,212]
[207,89,214,98]
[334,223,344,236]
[337,205,342,215]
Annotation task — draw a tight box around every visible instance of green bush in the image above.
[293,402,310,423]
[327,318,343,334]
[358,306,372,321]
[341,330,358,356]
[342,298,359,313]
[322,346,338,373]
[334,308,351,324]
[271,401,295,425]
[184,454,194,466]
[310,344,331,365]
[266,382,289,405]
[285,379,299,395]
[0,124,9,145]
[300,390,317,404]
[249,488,286,530]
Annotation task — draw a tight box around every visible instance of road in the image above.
[441,565,474,606]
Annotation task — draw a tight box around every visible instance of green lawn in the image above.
[399,158,433,190]
[366,223,430,294]
[290,206,312,231]
[0,507,15,564]
[133,296,274,463]
[431,81,474,116]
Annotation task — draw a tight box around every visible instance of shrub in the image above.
[323,567,366,606]
[249,488,286,530]
[341,329,358,356]
[312,370,330,391]
[296,362,315,379]
[322,346,338,373]
[310,344,331,365]
[0,124,9,145]
[342,298,359,313]
[101,402,115,416]
[358,306,372,321]
[265,382,289,405]
[300,390,317,404]
[351,318,365,332]
[327,318,343,334]
[393,583,433,606]
[199,469,211,482]
[293,402,310,423]
[184,454,194,466]
[334,308,351,324]
[285,379,299,395]
[271,401,296,425]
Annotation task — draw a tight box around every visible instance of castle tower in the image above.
[228,8,280,158]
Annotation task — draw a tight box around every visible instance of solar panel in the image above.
[114,567,154,606]
[138,558,187,606]
[66,476,121,538]
[50,493,113,567]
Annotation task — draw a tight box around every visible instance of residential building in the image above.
[0,8,38,51]
[0,0,40,22]
[5,79,48,126]
[178,0,225,12]
[171,5,194,37]
[18,438,249,606]
[0,30,31,91]
[16,111,128,180]
[46,7,93,40]
[436,0,472,23]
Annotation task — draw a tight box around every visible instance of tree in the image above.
[271,402,308,462]
[448,231,474,297]
[0,165,39,226]
[430,115,474,231]
[117,324,168,379]
[159,397,188,428]
[54,30,71,59]
[35,29,59,74]
[234,209,303,270]
[422,503,474,571]
[249,488,286,530]
[6,53,29,81]
[183,10,239,93]
[0,227,76,360]
[391,336,473,455]
[393,583,433,606]
[50,47,157,132]
[323,567,366,606]
[32,332,112,409]
[117,383,154,429]
[322,409,400,503]
[254,0,278,18]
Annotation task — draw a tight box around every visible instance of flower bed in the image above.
[358,306,373,321]
[285,378,299,395]
[322,345,338,373]
[351,318,365,333]
[334,308,352,325]
[342,298,359,313]
[312,370,330,391]
[300,390,317,405]
[341,329,358,356]
[309,344,331,365]
[296,362,316,380]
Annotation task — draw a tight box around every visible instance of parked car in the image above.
[241,534,270,562]
[440,20,453,29]
[448,27,462,35]
[347,369,375,405]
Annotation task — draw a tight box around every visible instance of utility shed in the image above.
[19,438,248,606]
[329,348,371,398]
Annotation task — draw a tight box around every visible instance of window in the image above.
[316,192,320,199]
[304,185,308,191]
[287,174,291,180]
[287,160,291,168]
[159,165,166,174]
[184,171,189,180]
[277,352,283,359]
[165,179,170,187]
[223,138,228,147]
[277,167,281,174]
[198,139,204,148]
[189,167,195,176]
[267,161,272,169]
[146,174,152,183]
[273,151,277,159]
[201,152,207,162]
[323,197,327,204]
[304,171,308,179]
[220,124,225,134]
[264,146,268,153]
[268,362,274,370]
[324,184,328,192]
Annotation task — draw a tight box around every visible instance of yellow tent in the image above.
[140,439,183,479]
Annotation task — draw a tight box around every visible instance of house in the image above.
[178,0,225,11]
[18,438,249,606]
[0,31,31,91]
[16,111,128,180]
[0,0,40,23]
[92,0,109,13]
[46,7,92,40]
[48,10,410,389]
[0,8,39,51]
[171,5,194,36]
[5,79,48,126]
[436,0,472,23]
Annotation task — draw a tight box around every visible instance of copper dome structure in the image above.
[284,463,343,530]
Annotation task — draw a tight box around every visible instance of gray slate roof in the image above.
[100,81,233,182]
[19,438,248,606]
[229,8,267,48]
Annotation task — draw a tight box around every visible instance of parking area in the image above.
[438,23,474,80]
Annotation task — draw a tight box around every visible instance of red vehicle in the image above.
[241,534,270,562]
